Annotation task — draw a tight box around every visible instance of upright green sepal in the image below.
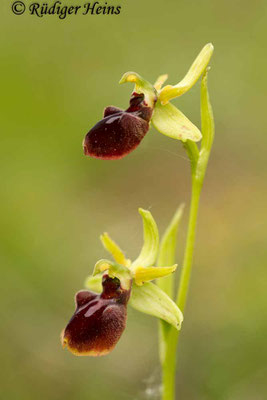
[159,43,214,104]
[152,101,202,142]
[130,282,183,330]
[131,208,159,269]
[119,71,157,107]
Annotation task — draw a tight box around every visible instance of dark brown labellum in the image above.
[61,275,131,356]
[83,93,153,160]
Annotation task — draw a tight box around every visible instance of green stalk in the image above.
[161,176,202,400]
[161,323,178,400]
[160,70,214,400]
[176,176,202,311]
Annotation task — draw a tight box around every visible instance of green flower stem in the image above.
[176,176,202,311]
[160,70,214,400]
[161,176,202,400]
[161,323,178,400]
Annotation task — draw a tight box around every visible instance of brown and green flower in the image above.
[83,43,213,160]
[62,208,183,356]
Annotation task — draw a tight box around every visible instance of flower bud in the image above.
[62,275,131,356]
[83,93,153,160]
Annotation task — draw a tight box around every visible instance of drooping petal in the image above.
[100,232,129,266]
[157,204,184,297]
[131,208,159,269]
[62,275,131,356]
[159,43,214,104]
[152,101,202,142]
[134,265,177,286]
[129,282,183,330]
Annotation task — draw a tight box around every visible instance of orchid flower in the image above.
[62,208,184,356]
[83,43,213,159]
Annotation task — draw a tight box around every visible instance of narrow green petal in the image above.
[119,71,157,107]
[157,204,184,297]
[152,101,202,142]
[154,74,168,91]
[131,208,159,269]
[100,232,129,266]
[130,282,183,330]
[159,43,214,104]
[134,265,177,286]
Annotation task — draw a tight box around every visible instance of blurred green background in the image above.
[1,0,267,399]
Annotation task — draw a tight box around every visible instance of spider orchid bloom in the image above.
[83,91,156,159]
[62,208,184,356]
[83,43,213,159]
[62,274,131,356]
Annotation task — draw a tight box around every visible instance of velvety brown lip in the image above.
[83,93,153,160]
[62,275,131,356]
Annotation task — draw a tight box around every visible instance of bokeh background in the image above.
[1,0,267,399]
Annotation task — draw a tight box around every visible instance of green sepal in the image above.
[130,282,183,330]
[152,101,202,142]
[159,43,214,104]
[119,71,157,108]
[131,208,159,269]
